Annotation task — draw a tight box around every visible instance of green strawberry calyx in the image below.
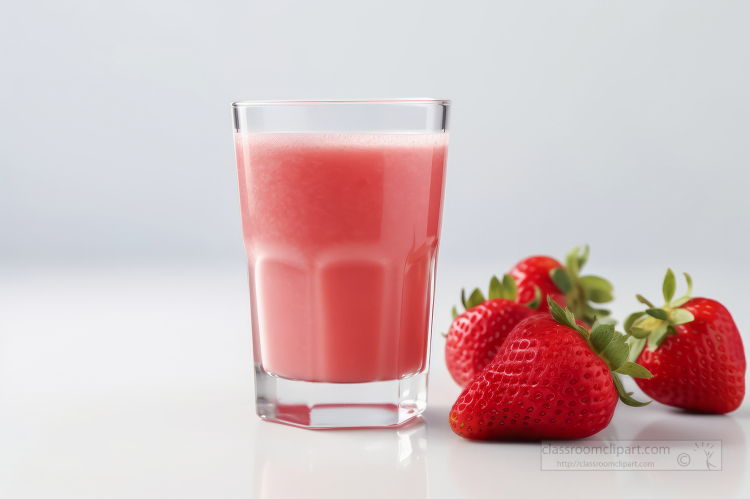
[623,269,695,362]
[549,245,614,325]
[548,297,653,408]
[452,274,541,320]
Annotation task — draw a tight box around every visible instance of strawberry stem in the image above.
[551,246,614,325]
[625,270,696,361]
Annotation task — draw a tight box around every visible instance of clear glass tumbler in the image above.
[232,99,450,428]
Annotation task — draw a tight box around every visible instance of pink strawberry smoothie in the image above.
[235,132,448,383]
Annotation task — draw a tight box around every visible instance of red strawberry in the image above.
[509,246,614,325]
[509,256,566,310]
[449,297,652,440]
[445,275,538,387]
[624,270,746,414]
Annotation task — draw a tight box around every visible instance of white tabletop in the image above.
[1,261,748,498]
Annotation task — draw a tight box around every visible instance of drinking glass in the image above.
[232,99,450,428]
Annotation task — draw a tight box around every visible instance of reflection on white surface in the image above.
[627,413,747,497]
[253,420,428,499]
[439,405,749,499]
[0,264,748,499]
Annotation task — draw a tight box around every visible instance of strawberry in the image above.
[449,297,652,440]
[509,246,614,325]
[509,256,566,310]
[445,275,538,387]
[624,270,746,414]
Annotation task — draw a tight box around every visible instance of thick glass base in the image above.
[254,364,428,428]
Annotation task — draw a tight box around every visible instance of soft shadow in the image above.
[423,405,618,498]
[252,418,428,499]
[420,405,455,440]
[626,412,747,497]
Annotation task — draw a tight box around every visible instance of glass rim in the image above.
[231,98,451,107]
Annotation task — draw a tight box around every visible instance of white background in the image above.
[2,0,749,265]
[2,1,749,498]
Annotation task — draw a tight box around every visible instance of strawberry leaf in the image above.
[578,245,590,270]
[615,361,653,379]
[663,268,676,304]
[601,331,629,371]
[629,325,651,339]
[671,272,694,307]
[590,323,615,354]
[565,308,577,328]
[548,297,575,328]
[586,305,612,318]
[466,288,486,309]
[636,294,655,308]
[623,311,646,334]
[612,373,651,407]
[500,274,517,300]
[626,271,698,356]
[461,289,467,309]
[645,308,668,321]
[548,297,567,322]
[452,306,458,320]
[590,316,604,330]
[579,275,613,303]
[671,297,689,308]
[669,308,695,325]
[550,268,573,294]
[488,276,502,300]
[556,246,614,326]
[565,246,581,277]
[646,322,670,351]
[548,297,590,342]
[684,272,693,296]
[487,274,518,301]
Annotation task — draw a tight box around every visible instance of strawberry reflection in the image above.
[253,419,428,499]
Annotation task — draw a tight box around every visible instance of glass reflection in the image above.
[253,419,428,499]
